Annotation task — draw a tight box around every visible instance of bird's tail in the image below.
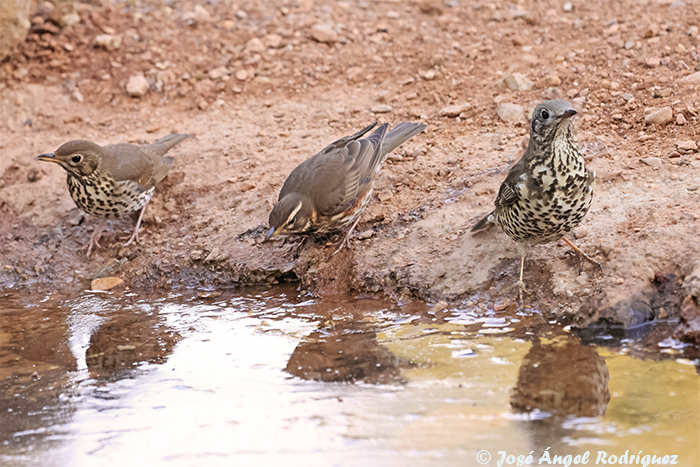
[147,133,193,157]
[381,122,427,156]
[330,122,378,148]
[471,213,495,232]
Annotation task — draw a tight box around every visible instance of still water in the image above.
[1,286,698,466]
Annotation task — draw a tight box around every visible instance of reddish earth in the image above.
[1,0,699,342]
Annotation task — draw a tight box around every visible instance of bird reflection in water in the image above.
[286,321,403,384]
[510,336,610,418]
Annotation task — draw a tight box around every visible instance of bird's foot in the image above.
[121,227,143,246]
[330,234,353,257]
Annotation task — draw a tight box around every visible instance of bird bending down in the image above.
[267,121,426,253]
[38,133,191,257]
[471,100,600,300]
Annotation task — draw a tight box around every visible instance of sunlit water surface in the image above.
[1,287,698,467]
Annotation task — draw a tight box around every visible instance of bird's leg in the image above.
[518,254,526,303]
[81,219,107,258]
[123,204,148,246]
[561,237,602,272]
[331,217,362,257]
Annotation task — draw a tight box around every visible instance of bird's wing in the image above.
[493,157,526,207]
[103,144,160,190]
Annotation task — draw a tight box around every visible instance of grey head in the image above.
[529,100,577,149]
[37,140,105,178]
[267,192,315,239]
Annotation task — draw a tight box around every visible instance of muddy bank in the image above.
[0,0,699,345]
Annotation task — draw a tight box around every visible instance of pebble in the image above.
[240,181,256,192]
[497,103,524,123]
[645,56,661,67]
[263,34,282,48]
[235,69,248,81]
[688,26,699,37]
[370,104,392,113]
[681,71,700,84]
[652,88,672,98]
[245,37,266,53]
[640,157,663,167]
[562,2,572,12]
[310,24,338,43]
[125,74,149,97]
[541,74,561,86]
[676,140,697,152]
[94,34,121,50]
[676,114,687,125]
[500,72,534,91]
[356,230,374,240]
[439,103,470,117]
[235,10,248,19]
[208,66,228,80]
[61,12,80,27]
[419,70,436,80]
[644,107,673,125]
[543,87,565,100]
[644,24,660,38]
[378,191,393,202]
[90,276,124,291]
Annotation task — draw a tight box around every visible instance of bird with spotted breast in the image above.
[38,133,191,257]
[267,121,426,252]
[471,100,600,299]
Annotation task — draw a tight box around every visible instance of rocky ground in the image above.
[0,0,699,345]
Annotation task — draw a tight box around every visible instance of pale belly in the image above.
[68,176,154,219]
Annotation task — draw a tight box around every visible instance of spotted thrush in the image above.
[38,133,191,257]
[472,100,599,297]
[267,122,426,251]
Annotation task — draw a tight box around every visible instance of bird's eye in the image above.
[540,109,550,119]
[70,154,82,164]
[290,216,296,225]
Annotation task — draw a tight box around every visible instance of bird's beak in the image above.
[265,227,279,240]
[561,108,577,119]
[37,152,56,162]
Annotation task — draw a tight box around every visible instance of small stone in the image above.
[676,140,697,151]
[223,20,235,30]
[681,71,700,84]
[235,69,248,81]
[541,74,561,87]
[562,2,572,12]
[543,87,565,100]
[262,33,282,48]
[500,72,534,91]
[245,37,266,53]
[240,181,256,192]
[419,69,436,80]
[611,113,623,120]
[621,93,634,102]
[625,40,635,50]
[208,66,229,80]
[644,107,673,125]
[370,104,392,113]
[645,56,661,68]
[235,10,248,19]
[310,24,338,43]
[573,227,588,239]
[652,88,672,98]
[94,34,121,50]
[439,103,470,117]
[378,191,393,202]
[90,277,124,291]
[640,157,663,168]
[356,230,374,240]
[72,89,84,103]
[61,12,80,27]
[676,43,686,54]
[644,24,660,38]
[497,103,524,123]
[125,74,149,97]
[676,114,688,125]
[688,26,699,37]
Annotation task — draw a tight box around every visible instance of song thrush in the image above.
[472,100,599,297]
[38,133,191,257]
[267,121,426,252]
